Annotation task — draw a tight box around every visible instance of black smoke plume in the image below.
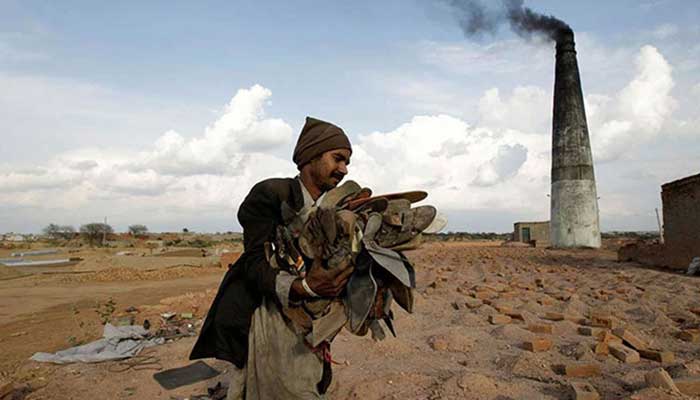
[444,0,571,42]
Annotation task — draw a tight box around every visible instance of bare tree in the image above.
[80,223,114,246]
[128,224,149,236]
[43,224,77,241]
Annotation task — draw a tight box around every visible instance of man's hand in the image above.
[290,258,354,300]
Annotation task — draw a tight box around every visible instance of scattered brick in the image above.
[674,377,700,396]
[638,348,674,364]
[578,326,605,337]
[489,314,512,325]
[565,315,587,324]
[678,329,700,342]
[505,311,524,321]
[495,304,513,314]
[589,315,617,329]
[524,338,552,352]
[528,323,553,334]
[644,368,680,394]
[594,342,609,355]
[474,291,495,300]
[537,297,554,306]
[544,312,565,321]
[612,328,648,350]
[570,382,600,400]
[564,363,601,378]
[609,342,640,363]
[464,298,483,309]
[599,330,622,344]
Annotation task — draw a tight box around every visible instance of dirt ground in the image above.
[1,241,699,399]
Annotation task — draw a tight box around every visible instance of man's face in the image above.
[309,148,351,192]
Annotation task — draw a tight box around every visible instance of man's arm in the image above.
[238,180,353,305]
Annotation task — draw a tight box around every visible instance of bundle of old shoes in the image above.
[277,180,438,346]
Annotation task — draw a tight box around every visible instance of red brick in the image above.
[570,382,600,400]
[609,342,640,363]
[528,323,553,334]
[594,342,609,355]
[645,368,680,394]
[524,338,552,352]
[612,328,648,350]
[464,297,483,309]
[678,329,700,342]
[599,330,622,344]
[564,363,601,377]
[638,348,674,363]
[544,312,565,321]
[578,326,605,337]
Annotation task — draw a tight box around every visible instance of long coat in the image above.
[190,177,305,368]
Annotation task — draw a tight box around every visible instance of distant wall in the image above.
[513,221,550,247]
[662,173,700,269]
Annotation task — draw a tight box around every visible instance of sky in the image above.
[1,0,699,234]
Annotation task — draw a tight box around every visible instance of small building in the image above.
[513,221,550,247]
[662,172,700,269]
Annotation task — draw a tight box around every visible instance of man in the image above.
[190,117,354,399]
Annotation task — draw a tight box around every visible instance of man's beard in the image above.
[320,173,344,191]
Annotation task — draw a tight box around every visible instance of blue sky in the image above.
[1,0,699,233]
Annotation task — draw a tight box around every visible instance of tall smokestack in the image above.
[550,28,601,248]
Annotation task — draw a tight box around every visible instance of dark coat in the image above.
[190,177,304,368]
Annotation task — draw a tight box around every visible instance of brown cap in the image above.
[292,117,352,169]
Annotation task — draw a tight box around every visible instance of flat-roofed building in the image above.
[662,172,700,269]
[513,221,550,247]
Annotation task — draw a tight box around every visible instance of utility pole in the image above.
[103,216,107,246]
[655,208,664,244]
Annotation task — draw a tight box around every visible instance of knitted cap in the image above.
[292,117,352,169]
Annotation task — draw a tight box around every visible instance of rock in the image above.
[428,336,449,351]
[511,352,558,382]
[489,315,512,325]
[644,368,680,394]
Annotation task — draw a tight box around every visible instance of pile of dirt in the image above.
[59,266,222,283]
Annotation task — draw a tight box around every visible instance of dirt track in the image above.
[2,242,699,399]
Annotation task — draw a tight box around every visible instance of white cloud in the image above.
[652,23,679,39]
[477,86,549,134]
[589,45,676,161]
[0,84,298,224]
[129,85,293,176]
[348,115,549,213]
